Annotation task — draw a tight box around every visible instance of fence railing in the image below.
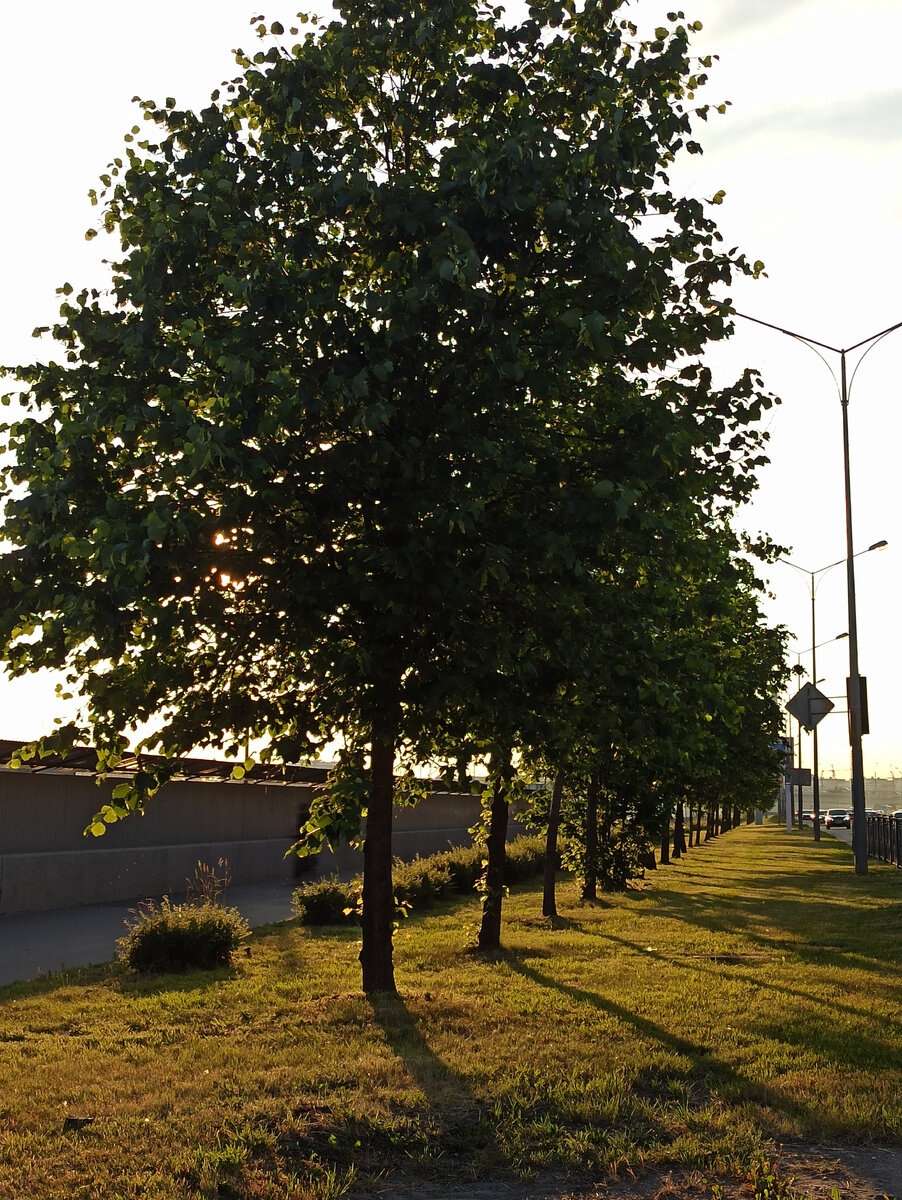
[866,815,902,868]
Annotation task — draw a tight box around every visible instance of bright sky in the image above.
[1,0,901,780]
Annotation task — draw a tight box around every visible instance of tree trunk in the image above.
[360,733,397,994]
[659,807,671,864]
[543,771,565,917]
[672,800,685,858]
[582,772,599,901]
[695,804,702,846]
[477,770,510,951]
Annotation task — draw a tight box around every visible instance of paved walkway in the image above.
[0,880,299,987]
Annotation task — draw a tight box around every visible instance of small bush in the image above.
[292,877,359,926]
[503,834,546,883]
[429,844,483,893]
[392,856,454,910]
[292,836,545,925]
[117,898,250,973]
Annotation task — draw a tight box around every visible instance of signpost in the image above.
[785,686,834,830]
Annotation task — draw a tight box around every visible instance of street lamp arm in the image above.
[791,632,848,657]
[733,310,841,353]
[735,310,902,355]
[844,317,902,353]
[778,540,888,584]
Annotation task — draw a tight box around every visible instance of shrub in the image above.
[428,844,483,893]
[595,830,649,891]
[292,877,359,926]
[503,834,546,883]
[292,835,546,925]
[117,898,250,973]
[392,856,454,910]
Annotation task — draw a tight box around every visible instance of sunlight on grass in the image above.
[1,824,900,1196]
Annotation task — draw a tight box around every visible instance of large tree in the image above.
[1,0,774,992]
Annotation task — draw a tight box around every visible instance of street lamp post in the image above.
[782,544,886,839]
[736,311,902,873]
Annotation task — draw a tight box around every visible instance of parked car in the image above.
[824,809,851,829]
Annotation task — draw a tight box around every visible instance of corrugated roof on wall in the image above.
[0,739,331,786]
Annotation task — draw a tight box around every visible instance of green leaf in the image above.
[146,510,167,544]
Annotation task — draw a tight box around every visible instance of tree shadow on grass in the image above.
[499,952,853,1131]
[368,991,492,1151]
[501,944,899,1126]
[502,952,718,1063]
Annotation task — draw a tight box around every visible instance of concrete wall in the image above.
[0,767,506,915]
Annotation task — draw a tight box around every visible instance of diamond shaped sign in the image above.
[786,682,834,731]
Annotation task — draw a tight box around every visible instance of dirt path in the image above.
[381,1143,902,1199]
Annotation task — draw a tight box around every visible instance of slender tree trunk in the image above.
[360,732,397,994]
[543,770,565,918]
[659,807,671,865]
[672,800,685,858]
[695,804,702,846]
[582,772,599,901]
[455,751,469,791]
[684,803,693,851]
[732,804,741,829]
[478,769,510,951]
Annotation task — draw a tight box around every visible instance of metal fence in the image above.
[866,815,902,868]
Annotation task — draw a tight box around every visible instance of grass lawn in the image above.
[1,822,900,1199]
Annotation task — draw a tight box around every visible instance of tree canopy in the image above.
[2,0,783,991]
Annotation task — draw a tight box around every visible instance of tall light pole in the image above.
[736,311,902,873]
[782,544,886,839]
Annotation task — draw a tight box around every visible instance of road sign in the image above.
[786,683,834,732]
[786,767,812,786]
[846,676,870,735]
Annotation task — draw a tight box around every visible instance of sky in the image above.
[1,0,901,780]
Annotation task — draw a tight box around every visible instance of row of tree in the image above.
[1,1,787,993]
